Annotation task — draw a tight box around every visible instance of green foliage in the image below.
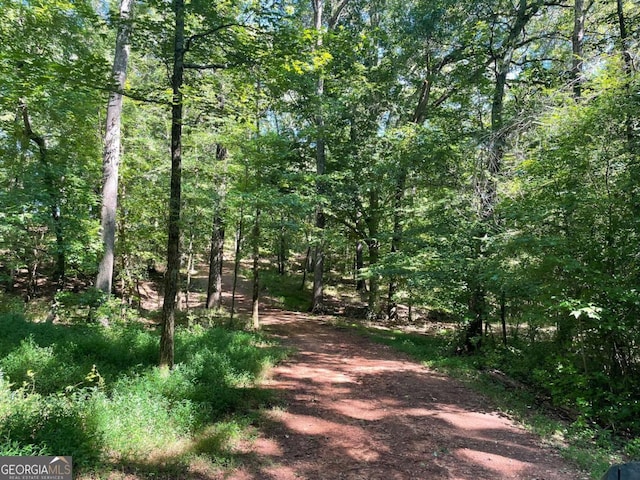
[0,306,286,471]
[261,269,311,311]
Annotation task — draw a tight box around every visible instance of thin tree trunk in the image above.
[184,230,194,310]
[367,239,380,318]
[312,235,324,312]
[615,0,637,160]
[500,290,507,346]
[571,0,585,99]
[366,189,380,317]
[206,143,227,309]
[278,213,286,275]
[464,0,539,348]
[301,246,311,289]
[160,0,185,369]
[355,240,366,292]
[96,0,133,295]
[206,213,225,309]
[230,206,245,322]
[464,63,508,351]
[387,171,406,321]
[386,72,431,321]
[251,207,260,329]
[616,0,633,72]
[311,0,326,313]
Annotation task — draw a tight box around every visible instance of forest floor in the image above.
[174,265,590,480]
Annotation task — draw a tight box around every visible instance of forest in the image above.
[0,0,639,477]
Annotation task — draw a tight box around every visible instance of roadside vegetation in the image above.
[0,291,287,477]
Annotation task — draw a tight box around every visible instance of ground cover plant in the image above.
[0,293,286,475]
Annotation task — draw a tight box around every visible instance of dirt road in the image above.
[222,304,587,480]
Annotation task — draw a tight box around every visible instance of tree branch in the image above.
[184,23,242,52]
[19,99,47,158]
[328,0,350,29]
[184,62,229,70]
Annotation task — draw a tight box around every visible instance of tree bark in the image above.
[309,0,349,312]
[367,238,380,317]
[387,170,406,321]
[206,213,225,309]
[465,0,538,351]
[571,0,585,99]
[355,240,366,292]
[386,70,432,321]
[160,0,185,369]
[96,0,134,295]
[366,189,380,317]
[311,0,326,313]
[206,143,227,309]
[251,207,261,329]
[616,0,633,72]
[230,205,245,322]
[278,213,286,275]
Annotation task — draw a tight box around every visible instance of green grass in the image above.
[0,295,287,475]
[346,322,628,479]
[260,269,311,312]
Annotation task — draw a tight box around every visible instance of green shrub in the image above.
[0,310,287,472]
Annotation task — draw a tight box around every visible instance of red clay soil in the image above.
[220,305,588,480]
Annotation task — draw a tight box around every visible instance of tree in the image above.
[96,0,135,295]
[159,0,186,368]
[156,0,260,367]
[206,142,227,309]
[465,0,558,350]
[0,0,108,290]
[310,0,350,313]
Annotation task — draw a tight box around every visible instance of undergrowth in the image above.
[0,293,287,476]
[260,269,311,312]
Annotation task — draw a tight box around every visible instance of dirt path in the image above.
[187,268,587,479]
[231,314,586,479]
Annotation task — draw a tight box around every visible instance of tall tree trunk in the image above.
[230,205,245,322]
[355,240,366,292]
[96,0,133,295]
[616,0,633,72]
[366,189,380,317]
[500,289,507,346]
[465,62,508,351]
[387,171,406,321]
[206,143,227,309]
[206,213,225,309]
[312,216,325,312]
[464,0,541,348]
[160,0,185,369]
[251,207,260,329]
[367,239,380,317]
[571,0,585,99]
[301,245,311,289]
[184,229,195,310]
[278,213,286,275]
[311,0,326,313]
[386,75,431,321]
[20,100,65,284]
